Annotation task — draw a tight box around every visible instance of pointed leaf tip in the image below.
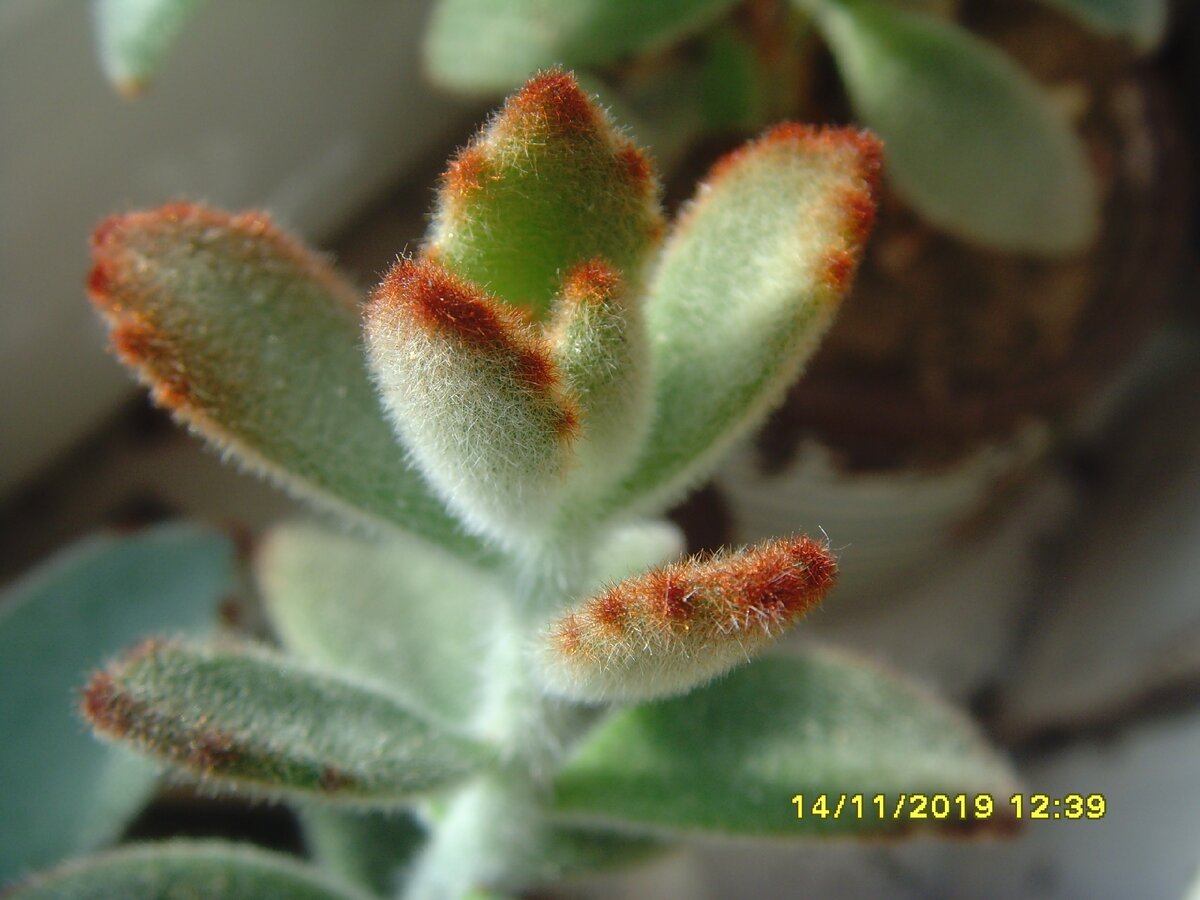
[365,258,579,544]
[537,535,837,702]
[428,70,664,318]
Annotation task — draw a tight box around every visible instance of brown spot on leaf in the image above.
[319,765,355,792]
[444,146,490,199]
[616,140,654,194]
[189,729,240,771]
[372,257,565,395]
[112,317,195,410]
[562,258,622,306]
[821,248,858,293]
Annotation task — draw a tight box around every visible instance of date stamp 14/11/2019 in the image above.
[790,793,1107,822]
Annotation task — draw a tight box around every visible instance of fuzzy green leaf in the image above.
[537,536,836,703]
[0,525,235,885]
[553,649,1020,836]
[364,258,580,545]
[809,0,1099,252]
[88,204,479,557]
[82,639,491,807]
[549,260,652,499]
[425,0,740,93]
[602,125,881,518]
[299,807,424,897]
[258,520,502,730]
[425,70,664,320]
[5,841,370,900]
[92,0,205,95]
[1035,0,1167,50]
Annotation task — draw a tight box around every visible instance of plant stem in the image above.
[402,538,593,899]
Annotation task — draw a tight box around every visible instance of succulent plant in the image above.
[2,72,1021,898]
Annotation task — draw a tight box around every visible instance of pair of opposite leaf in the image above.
[85,69,876,705]
[94,0,1167,254]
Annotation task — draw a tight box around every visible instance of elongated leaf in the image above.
[92,0,205,95]
[548,260,652,497]
[809,0,1099,252]
[537,536,836,702]
[88,204,479,557]
[553,649,1020,836]
[365,258,579,544]
[6,841,370,900]
[426,70,663,319]
[1035,0,1167,50]
[299,807,424,897]
[0,525,235,885]
[258,520,502,729]
[601,125,881,518]
[425,0,740,92]
[82,639,491,806]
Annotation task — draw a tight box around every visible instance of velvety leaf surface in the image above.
[88,204,478,557]
[257,520,501,729]
[810,0,1099,252]
[537,537,836,702]
[5,840,370,900]
[426,70,664,320]
[0,525,235,886]
[82,640,491,806]
[553,649,1020,836]
[365,258,579,544]
[548,260,652,498]
[299,806,424,897]
[425,0,740,92]
[603,125,881,518]
[1035,0,1167,50]
[92,0,205,94]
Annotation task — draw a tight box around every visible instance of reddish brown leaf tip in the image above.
[505,68,598,135]
[707,123,884,189]
[370,258,579,442]
[562,534,837,645]
[562,258,622,306]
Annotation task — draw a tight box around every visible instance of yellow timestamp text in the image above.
[790,793,1107,821]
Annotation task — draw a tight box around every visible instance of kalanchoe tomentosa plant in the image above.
[7,72,1020,899]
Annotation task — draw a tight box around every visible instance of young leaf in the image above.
[1035,0,1168,51]
[807,0,1099,253]
[548,260,652,496]
[88,204,480,557]
[426,70,664,319]
[601,125,882,518]
[553,649,1021,836]
[424,0,741,93]
[587,519,686,589]
[92,0,205,95]
[5,840,370,900]
[257,520,502,729]
[536,536,836,702]
[81,639,491,807]
[364,258,579,545]
[0,524,235,885]
[298,807,424,897]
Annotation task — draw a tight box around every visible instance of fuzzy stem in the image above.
[402,539,594,899]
